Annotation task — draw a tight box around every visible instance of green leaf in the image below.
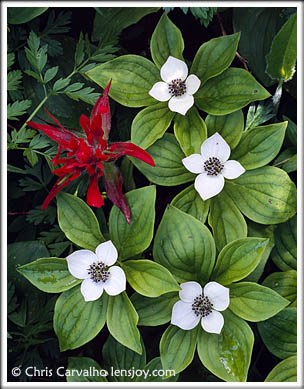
[283,114,297,147]
[262,270,297,303]
[16,257,81,293]
[266,13,297,81]
[109,186,156,260]
[8,241,49,297]
[257,307,297,359]
[122,260,180,297]
[281,154,297,173]
[130,292,179,326]
[208,189,247,252]
[265,355,297,382]
[7,7,48,24]
[160,325,198,375]
[92,7,159,45]
[171,184,210,224]
[195,68,271,115]
[262,270,297,305]
[131,102,175,149]
[53,77,71,92]
[153,206,216,284]
[54,286,108,351]
[7,70,23,91]
[243,222,275,282]
[23,148,38,167]
[233,8,284,87]
[224,166,297,224]
[7,52,15,68]
[197,309,254,382]
[7,100,32,120]
[107,292,141,354]
[129,133,194,186]
[229,282,289,322]
[173,106,207,156]
[150,13,184,69]
[245,101,275,131]
[43,66,59,83]
[57,193,105,251]
[102,335,146,382]
[231,122,287,170]
[211,238,269,285]
[66,357,107,382]
[271,214,297,271]
[191,33,240,85]
[205,109,244,149]
[86,55,159,107]
[74,32,85,67]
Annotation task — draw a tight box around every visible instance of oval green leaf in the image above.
[102,335,146,382]
[243,222,275,282]
[173,106,207,156]
[86,55,159,107]
[57,192,105,251]
[160,325,198,375]
[153,205,216,284]
[66,357,107,382]
[130,292,179,327]
[171,184,210,224]
[233,8,284,87]
[191,33,240,85]
[129,133,194,186]
[271,214,297,270]
[107,292,141,354]
[131,102,174,149]
[150,13,184,69]
[197,309,254,382]
[211,238,269,285]
[17,257,81,293]
[265,355,297,382]
[208,189,247,252]
[53,285,108,351]
[205,109,244,149]
[266,13,297,81]
[109,186,156,260]
[257,307,297,359]
[231,122,287,170]
[224,166,297,224]
[123,260,180,297]
[229,282,289,322]
[8,7,48,24]
[195,68,271,115]
[262,270,297,305]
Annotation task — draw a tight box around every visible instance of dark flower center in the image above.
[87,261,110,283]
[204,157,224,176]
[192,294,213,317]
[168,78,187,97]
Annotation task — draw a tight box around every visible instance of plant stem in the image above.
[216,12,249,71]
[19,94,50,132]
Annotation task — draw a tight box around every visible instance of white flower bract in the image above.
[66,240,126,302]
[149,56,201,115]
[182,132,246,200]
[171,281,230,334]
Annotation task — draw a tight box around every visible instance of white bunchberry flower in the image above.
[182,132,246,200]
[67,240,126,302]
[149,56,201,115]
[171,281,230,334]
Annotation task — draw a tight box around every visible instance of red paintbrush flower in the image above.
[27,80,155,223]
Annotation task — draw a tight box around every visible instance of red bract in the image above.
[27,80,155,224]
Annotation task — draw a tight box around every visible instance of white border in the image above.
[1,1,303,388]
